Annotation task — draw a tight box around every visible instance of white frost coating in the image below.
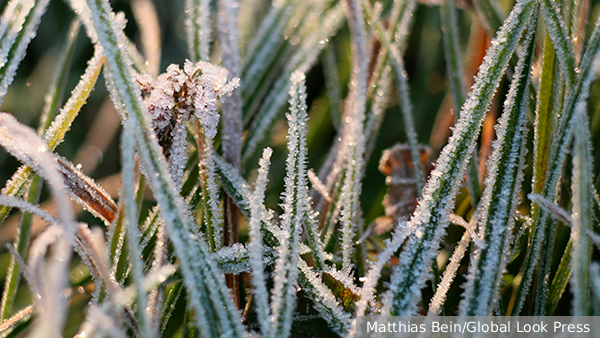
[349,225,412,337]
[459,15,534,315]
[339,0,370,274]
[428,230,470,316]
[241,2,346,162]
[185,0,211,62]
[0,113,77,338]
[121,114,154,338]
[298,258,351,335]
[82,0,245,335]
[217,0,243,167]
[570,102,592,315]
[0,0,50,105]
[248,147,272,337]
[0,195,59,225]
[43,45,105,150]
[528,193,573,225]
[138,59,239,140]
[381,0,535,316]
[269,70,309,337]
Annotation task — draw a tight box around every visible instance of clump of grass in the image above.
[0,0,599,336]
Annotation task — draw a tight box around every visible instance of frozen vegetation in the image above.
[0,0,599,336]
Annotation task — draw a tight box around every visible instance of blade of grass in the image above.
[78,0,246,335]
[459,11,536,315]
[381,0,536,315]
[0,45,105,224]
[512,13,600,316]
[570,103,593,315]
[0,0,50,104]
[439,0,481,206]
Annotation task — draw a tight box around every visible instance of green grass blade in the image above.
[546,240,572,314]
[79,0,246,335]
[38,19,81,134]
[570,103,593,315]
[381,0,536,315]
[512,13,600,316]
[0,0,50,104]
[459,12,537,315]
[540,0,577,86]
[439,0,481,206]
[0,45,104,225]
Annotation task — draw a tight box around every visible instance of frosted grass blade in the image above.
[79,0,246,336]
[428,230,471,316]
[248,148,272,337]
[0,113,77,338]
[121,115,153,337]
[339,0,369,273]
[241,2,345,162]
[363,0,416,164]
[362,2,423,194]
[0,194,58,225]
[186,0,211,62]
[0,173,41,320]
[0,45,105,223]
[0,19,81,314]
[298,259,351,336]
[213,153,280,247]
[459,14,536,315]
[0,0,50,105]
[513,14,600,316]
[198,137,223,251]
[570,103,592,315]
[540,0,577,86]
[217,0,243,167]
[242,0,293,100]
[269,71,311,337]
[439,0,481,206]
[381,0,536,315]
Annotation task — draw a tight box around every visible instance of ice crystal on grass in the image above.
[382,0,536,315]
[570,103,593,315]
[0,113,77,338]
[459,13,535,316]
[339,0,370,274]
[248,147,272,337]
[269,70,310,337]
[0,0,50,104]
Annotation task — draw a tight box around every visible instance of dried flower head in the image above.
[137,59,239,140]
[137,60,239,186]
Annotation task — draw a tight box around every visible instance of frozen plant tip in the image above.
[137,60,239,140]
[137,60,239,184]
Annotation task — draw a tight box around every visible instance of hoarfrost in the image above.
[381,0,536,315]
[248,147,272,337]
